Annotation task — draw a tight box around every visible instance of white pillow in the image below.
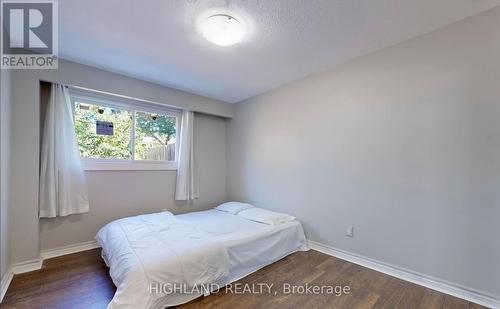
[237,208,295,225]
[214,202,255,215]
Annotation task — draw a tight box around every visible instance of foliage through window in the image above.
[73,96,178,163]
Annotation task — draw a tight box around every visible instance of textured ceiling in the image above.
[59,0,500,103]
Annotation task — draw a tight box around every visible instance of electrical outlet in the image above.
[346,226,354,237]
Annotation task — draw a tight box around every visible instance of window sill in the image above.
[82,160,178,171]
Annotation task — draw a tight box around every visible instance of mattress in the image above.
[178,210,309,286]
[97,209,308,309]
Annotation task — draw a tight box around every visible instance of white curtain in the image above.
[175,110,197,200]
[39,83,89,217]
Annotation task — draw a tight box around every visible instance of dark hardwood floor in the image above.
[1,249,488,309]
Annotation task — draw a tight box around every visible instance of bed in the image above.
[96,208,308,309]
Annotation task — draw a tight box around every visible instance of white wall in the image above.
[40,113,226,249]
[227,7,500,298]
[0,69,12,280]
[9,59,233,263]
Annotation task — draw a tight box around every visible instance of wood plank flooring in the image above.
[1,249,488,309]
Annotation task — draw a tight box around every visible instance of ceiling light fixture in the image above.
[199,14,246,46]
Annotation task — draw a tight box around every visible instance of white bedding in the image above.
[96,209,308,309]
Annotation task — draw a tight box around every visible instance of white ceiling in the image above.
[59,0,500,103]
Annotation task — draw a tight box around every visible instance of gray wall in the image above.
[9,59,233,263]
[227,7,500,298]
[1,69,12,279]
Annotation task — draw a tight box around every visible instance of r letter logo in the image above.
[1,0,58,69]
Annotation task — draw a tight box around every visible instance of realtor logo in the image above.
[1,0,58,69]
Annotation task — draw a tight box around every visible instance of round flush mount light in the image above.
[198,14,246,46]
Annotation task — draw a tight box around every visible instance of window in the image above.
[71,91,180,170]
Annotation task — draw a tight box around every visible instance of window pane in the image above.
[134,111,176,161]
[74,102,132,159]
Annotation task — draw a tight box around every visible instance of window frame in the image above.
[70,90,181,171]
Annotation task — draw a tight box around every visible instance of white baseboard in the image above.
[308,240,500,309]
[1,258,43,302]
[41,240,100,260]
[11,258,42,274]
[0,240,100,303]
[0,269,13,302]
[3,239,498,307]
